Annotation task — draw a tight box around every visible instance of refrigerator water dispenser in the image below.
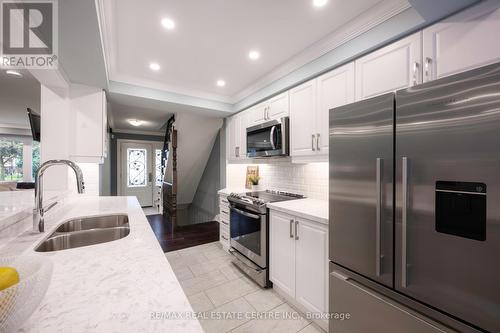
[435,181,486,241]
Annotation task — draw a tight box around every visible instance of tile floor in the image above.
[165,241,326,333]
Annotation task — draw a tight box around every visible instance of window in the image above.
[0,137,23,181]
[0,136,39,182]
[127,148,147,187]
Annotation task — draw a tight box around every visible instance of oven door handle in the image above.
[230,206,261,219]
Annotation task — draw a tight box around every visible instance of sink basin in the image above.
[35,227,130,252]
[35,215,130,252]
[55,214,129,232]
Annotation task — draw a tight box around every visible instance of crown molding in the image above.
[232,0,411,105]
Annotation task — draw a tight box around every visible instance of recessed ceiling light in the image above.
[149,62,160,71]
[248,50,260,61]
[216,80,226,87]
[6,70,22,77]
[161,18,175,30]
[128,119,143,127]
[313,0,328,8]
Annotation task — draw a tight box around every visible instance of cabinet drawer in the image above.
[220,228,230,244]
[219,216,229,228]
[330,272,451,333]
[220,196,229,206]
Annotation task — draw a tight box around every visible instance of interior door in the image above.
[330,93,394,287]
[120,142,153,207]
[395,63,500,332]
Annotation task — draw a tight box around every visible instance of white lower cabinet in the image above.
[219,194,230,251]
[270,210,328,328]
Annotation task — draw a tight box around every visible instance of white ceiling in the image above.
[0,70,40,128]
[101,0,395,104]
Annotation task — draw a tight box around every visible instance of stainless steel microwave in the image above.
[246,117,289,158]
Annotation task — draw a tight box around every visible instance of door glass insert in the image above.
[127,148,147,187]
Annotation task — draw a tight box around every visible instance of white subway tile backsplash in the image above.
[226,161,328,200]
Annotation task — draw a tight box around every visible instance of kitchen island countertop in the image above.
[0,195,203,333]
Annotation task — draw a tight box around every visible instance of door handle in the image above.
[316,133,320,151]
[376,158,383,277]
[424,57,432,80]
[270,125,276,150]
[412,62,419,86]
[402,157,409,288]
[295,220,299,240]
[289,219,294,238]
[231,206,261,219]
[148,172,153,183]
[311,134,316,151]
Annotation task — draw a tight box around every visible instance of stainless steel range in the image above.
[227,190,304,287]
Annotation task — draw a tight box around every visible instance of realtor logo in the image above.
[1,0,58,69]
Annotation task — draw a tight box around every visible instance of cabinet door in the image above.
[316,62,355,154]
[270,211,296,297]
[423,2,500,83]
[267,92,289,120]
[290,79,317,157]
[295,218,328,314]
[227,116,238,161]
[355,32,422,101]
[247,103,267,126]
[237,112,248,160]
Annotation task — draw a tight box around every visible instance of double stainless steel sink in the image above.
[35,215,130,252]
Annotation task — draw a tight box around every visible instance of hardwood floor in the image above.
[147,214,220,252]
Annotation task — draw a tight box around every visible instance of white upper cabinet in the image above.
[316,62,355,154]
[246,92,289,127]
[70,86,107,163]
[267,92,289,120]
[290,79,317,157]
[423,2,500,83]
[355,32,422,101]
[246,103,267,126]
[227,112,248,161]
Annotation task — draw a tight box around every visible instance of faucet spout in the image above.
[34,160,85,233]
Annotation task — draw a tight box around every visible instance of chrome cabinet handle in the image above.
[412,62,419,86]
[221,220,228,226]
[402,157,409,288]
[316,133,320,151]
[221,235,228,241]
[424,57,432,80]
[311,134,316,151]
[236,146,240,157]
[376,158,382,277]
[295,220,299,240]
[289,219,294,238]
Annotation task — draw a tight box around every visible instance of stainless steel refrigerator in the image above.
[329,62,500,333]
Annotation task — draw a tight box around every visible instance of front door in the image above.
[120,142,153,207]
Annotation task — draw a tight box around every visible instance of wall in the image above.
[226,161,328,201]
[175,112,223,205]
[109,132,165,195]
[187,132,221,224]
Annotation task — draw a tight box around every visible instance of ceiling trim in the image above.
[97,0,411,111]
[232,0,411,104]
[112,128,165,136]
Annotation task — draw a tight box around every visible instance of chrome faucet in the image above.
[34,160,85,232]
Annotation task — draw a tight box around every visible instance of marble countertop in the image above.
[0,196,203,333]
[267,198,329,225]
[0,190,64,232]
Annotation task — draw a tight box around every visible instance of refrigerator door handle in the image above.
[376,158,382,277]
[402,157,409,288]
